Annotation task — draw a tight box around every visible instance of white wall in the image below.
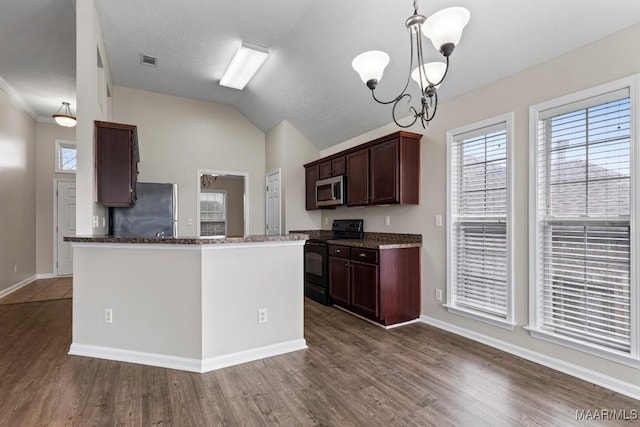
[75,0,112,236]
[320,24,640,392]
[0,87,36,292]
[113,86,266,237]
[266,120,321,232]
[35,122,76,276]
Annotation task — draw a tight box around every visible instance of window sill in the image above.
[54,169,76,174]
[444,304,516,330]
[524,326,640,369]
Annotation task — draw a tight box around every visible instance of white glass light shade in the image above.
[411,62,447,89]
[352,51,390,84]
[52,102,77,127]
[220,41,270,90]
[53,115,77,127]
[422,7,470,51]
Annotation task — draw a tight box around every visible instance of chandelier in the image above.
[52,102,77,127]
[352,1,470,128]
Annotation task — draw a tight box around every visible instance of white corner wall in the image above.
[76,0,113,236]
[112,86,266,237]
[266,120,321,233]
[320,24,640,396]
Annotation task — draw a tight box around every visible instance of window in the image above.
[529,76,639,365]
[55,140,76,173]
[446,113,514,329]
[200,190,226,237]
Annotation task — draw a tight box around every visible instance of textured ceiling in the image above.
[2,1,640,149]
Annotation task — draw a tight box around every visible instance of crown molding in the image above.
[0,74,38,120]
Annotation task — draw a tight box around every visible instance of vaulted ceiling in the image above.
[2,0,640,149]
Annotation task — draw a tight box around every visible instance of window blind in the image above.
[451,124,509,318]
[535,95,632,353]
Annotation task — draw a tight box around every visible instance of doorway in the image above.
[55,179,76,276]
[266,169,281,236]
[197,170,248,237]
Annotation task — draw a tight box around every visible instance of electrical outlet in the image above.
[324,217,329,225]
[258,308,268,324]
[104,308,113,323]
[435,289,443,302]
[187,217,194,226]
[435,215,443,227]
[13,264,18,273]
[384,215,391,226]
[93,215,99,227]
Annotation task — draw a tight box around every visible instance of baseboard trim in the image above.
[419,315,640,400]
[201,339,307,372]
[69,339,307,373]
[36,273,57,280]
[0,275,37,299]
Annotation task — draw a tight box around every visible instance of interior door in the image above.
[56,180,76,276]
[266,169,281,236]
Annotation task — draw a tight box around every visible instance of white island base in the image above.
[67,237,307,372]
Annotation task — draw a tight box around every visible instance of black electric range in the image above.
[304,219,363,305]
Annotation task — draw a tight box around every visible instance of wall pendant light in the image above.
[52,102,77,127]
[352,1,470,128]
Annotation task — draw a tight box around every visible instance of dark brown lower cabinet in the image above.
[328,245,420,326]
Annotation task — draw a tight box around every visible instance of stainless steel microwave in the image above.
[316,175,345,207]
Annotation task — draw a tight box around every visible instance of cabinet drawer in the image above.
[328,245,350,259]
[350,248,378,264]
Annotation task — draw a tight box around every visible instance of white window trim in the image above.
[528,74,640,364]
[54,139,76,174]
[445,112,515,330]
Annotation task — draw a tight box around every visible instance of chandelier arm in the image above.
[369,30,416,106]
[391,93,419,128]
[433,55,451,87]
[415,27,428,91]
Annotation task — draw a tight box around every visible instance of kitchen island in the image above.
[65,234,308,372]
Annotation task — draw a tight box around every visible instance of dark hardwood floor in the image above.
[0,297,637,426]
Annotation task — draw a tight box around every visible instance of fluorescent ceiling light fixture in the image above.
[219,41,270,90]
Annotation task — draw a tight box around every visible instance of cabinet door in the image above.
[96,123,137,207]
[318,161,332,180]
[370,139,399,205]
[351,261,379,318]
[305,165,319,210]
[346,149,369,206]
[332,157,346,176]
[328,257,350,306]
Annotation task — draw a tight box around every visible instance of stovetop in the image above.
[307,219,363,244]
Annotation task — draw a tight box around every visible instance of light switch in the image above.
[435,215,443,227]
[187,217,194,226]
[384,216,391,226]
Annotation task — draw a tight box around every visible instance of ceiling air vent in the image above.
[140,54,158,67]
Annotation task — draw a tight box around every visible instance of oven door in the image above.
[304,241,327,286]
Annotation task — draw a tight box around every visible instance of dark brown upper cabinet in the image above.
[318,156,346,180]
[305,131,421,209]
[95,121,140,207]
[305,164,320,210]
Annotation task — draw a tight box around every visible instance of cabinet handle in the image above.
[336,249,341,253]
[359,253,367,258]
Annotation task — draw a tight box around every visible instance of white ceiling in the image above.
[2,0,640,149]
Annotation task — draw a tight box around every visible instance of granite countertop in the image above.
[290,230,422,249]
[64,234,309,245]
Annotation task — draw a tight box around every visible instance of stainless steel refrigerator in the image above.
[110,182,178,237]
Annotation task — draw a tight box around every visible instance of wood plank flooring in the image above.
[0,277,72,305]
[0,296,637,426]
